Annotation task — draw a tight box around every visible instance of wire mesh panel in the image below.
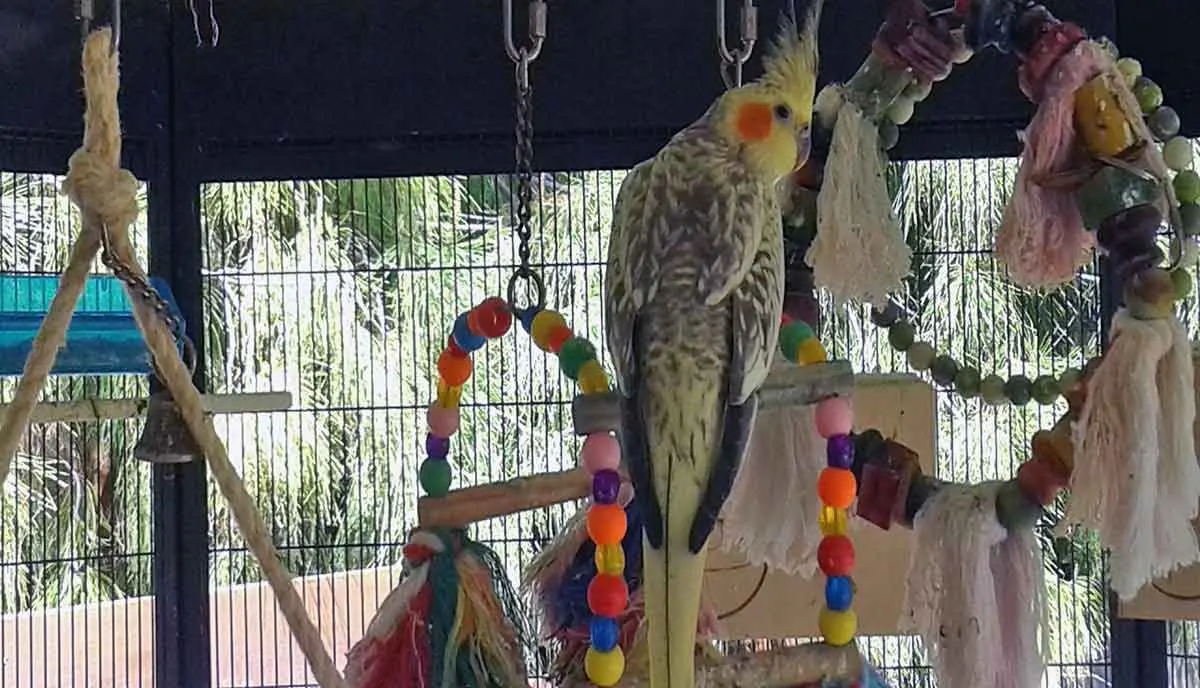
[0,170,153,688]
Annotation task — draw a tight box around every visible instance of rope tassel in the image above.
[806,85,912,308]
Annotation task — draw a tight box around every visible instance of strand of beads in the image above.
[421,296,513,497]
[779,315,858,647]
[519,307,628,688]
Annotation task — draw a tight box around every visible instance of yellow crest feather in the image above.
[756,1,823,119]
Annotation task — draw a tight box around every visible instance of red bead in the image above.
[446,336,467,359]
[587,574,629,617]
[545,325,573,354]
[472,297,513,338]
[817,535,855,576]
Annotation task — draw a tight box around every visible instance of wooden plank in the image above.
[703,374,936,639]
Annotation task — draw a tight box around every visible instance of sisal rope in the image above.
[13,29,347,688]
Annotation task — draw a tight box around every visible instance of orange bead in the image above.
[586,503,628,545]
[437,349,473,386]
[817,467,857,510]
[545,325,574,354]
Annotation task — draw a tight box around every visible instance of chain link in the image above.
[98,223,197,376]
[717,0,757,88]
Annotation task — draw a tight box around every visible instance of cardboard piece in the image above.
[703,373,936,639]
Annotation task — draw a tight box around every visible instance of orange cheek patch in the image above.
[735,102,773,141]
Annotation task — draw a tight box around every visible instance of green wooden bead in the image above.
[888,321,916,352]
[1181,203,1200,237]
[954,366,981,398]
[981,374,1008,405]
[1058,368,1082,394]
[780,321,815,360]
[878,120,900,150]
[903,79,933,102]
[906,342,936,371]
[930,354,959,387]
[1005,375,1034,406]
[559,337,597,380]
[1133,77,1164,114]
[1075,164,1162,230]
[1032,375,1060,405]
[1176,171,1200,205]
[1172,269,1194,299]
[1148,106,1181,141]
[1116,57,1142,85]
[888,97,916,125]
[419,459,453,497]
[1164,137,1194,172]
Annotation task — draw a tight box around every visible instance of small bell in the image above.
[134,391,202,464]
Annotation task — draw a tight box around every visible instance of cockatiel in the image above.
[602,7,823,688]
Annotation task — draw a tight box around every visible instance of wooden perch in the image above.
[418,467,596,528]
[572,361,855,435]
[0,391,294,424]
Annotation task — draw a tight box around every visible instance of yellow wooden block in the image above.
[1074,73,1138,158]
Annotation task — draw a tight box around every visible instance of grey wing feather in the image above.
[727,191,784,405]
[604,161,654,396]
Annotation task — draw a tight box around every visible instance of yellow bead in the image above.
[436,380,462,409]
[531,310,568,349]
[796,338,828,365]
[1074,73,1138,158]
[818,506,847,536]
[584,646,625,687]
[818,607,857,647]
[594,542,625,576]
[578,359,610,394]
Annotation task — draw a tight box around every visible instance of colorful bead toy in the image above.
[420,297,629,687]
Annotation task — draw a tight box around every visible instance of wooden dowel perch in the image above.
[2,391,293,424]
[419,467,595,528]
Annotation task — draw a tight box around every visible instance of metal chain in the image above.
[75,0,121,53]
[98,223,197,376]
[504,0,548,313]
[718,0,757,88]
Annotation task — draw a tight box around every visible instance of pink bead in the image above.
[581,433,621,474]
[427,406,460,438]
[814,397,853,438]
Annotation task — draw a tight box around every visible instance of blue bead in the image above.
[452,313,486,352]
[518,307,541,334]
[825,576,853,611]
[589,615,620,652]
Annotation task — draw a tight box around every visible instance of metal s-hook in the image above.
[76,0,121,54]
[717,0,757,88]
[503,0,547,93]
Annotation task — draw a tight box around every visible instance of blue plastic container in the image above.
[0,273,185,377]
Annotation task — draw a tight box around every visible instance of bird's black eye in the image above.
[773,104,792,121]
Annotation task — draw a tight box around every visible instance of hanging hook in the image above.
[717,0,757,88]
[503,0,547,93]
[76,0,121,54]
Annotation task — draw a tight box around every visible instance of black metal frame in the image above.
[1,0,1195,685]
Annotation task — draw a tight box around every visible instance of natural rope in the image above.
[20,29,346,688]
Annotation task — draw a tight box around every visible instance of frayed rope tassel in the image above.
[807,85,912,308]
[902,483,1048,688]
[719,370,825,576]
[346,529,529,688]
[1061,310,1200,600]
[996,40,1107,288]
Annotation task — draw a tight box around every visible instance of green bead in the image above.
[878,120,900,151]
[1181,204,1200,237]
[1133,77,1164,114]
[1116,57,1142,85]
[980,374,1007,405]
[1075,164,1162,230]
[888,321,915,352]
[1148,106,1181,141]
[1032,375,1060,405]
[419,459,453,497]
[1005,375,1034,406]
[559,337,597,380]
[888,97,916,125]
[1164,137,1194,172]
[1058,368,1082,394]
[903,79,933,102]
[780,321,815,361]
[954,366,981,398]
[930,354,959,387]
[907,342,935,371]
[1176,171,1200,205]
[1172,269,1194,299]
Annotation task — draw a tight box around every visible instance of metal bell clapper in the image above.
[133,391,202,464]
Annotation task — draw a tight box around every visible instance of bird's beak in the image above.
[794,127,812,171]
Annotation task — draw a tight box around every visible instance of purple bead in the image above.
[425,433,450,460]
[826,434,854,469]
[592,469,621,504]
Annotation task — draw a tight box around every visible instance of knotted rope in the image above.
[0,29,346,688]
